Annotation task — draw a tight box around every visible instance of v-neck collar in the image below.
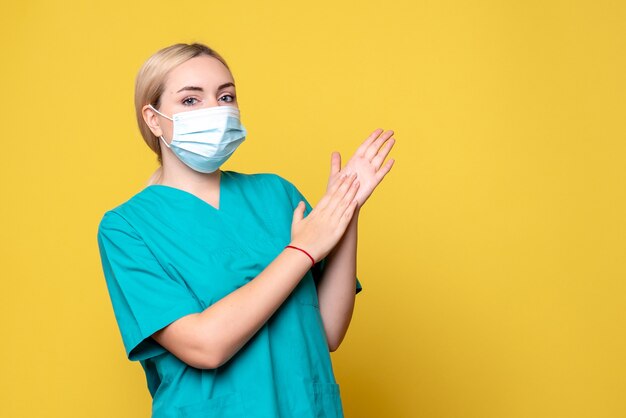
[144,170,229,213]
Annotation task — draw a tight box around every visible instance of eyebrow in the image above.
[176,82,235,94]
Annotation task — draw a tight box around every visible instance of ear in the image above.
[142,105,163,137]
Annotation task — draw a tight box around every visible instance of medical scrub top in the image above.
[96,170,362,418]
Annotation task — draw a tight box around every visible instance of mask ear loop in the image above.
[158,135,171,149]
[148,104,174,121]
[147,104,173,148]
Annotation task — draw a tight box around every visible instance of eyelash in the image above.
[219,94,236,103]
[182,97,200,106]
[181,94,236,106]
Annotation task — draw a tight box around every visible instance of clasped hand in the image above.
[326,128,396,208]
[289,129,396,262]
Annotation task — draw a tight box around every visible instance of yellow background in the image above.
[1,1,625,417]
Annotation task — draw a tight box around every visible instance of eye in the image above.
[182,97,199,106]
[219,94,236,103]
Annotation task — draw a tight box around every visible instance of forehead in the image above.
[164,55,233,92]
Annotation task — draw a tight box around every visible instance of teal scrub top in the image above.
[96,170,362,418]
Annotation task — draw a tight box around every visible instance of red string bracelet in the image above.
[285,245,315,268]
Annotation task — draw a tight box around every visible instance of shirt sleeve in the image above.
[96,211,205,361]
[279,176,362,294]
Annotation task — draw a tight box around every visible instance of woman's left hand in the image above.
[326,128,396,208]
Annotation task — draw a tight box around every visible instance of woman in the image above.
[97,42,395,418]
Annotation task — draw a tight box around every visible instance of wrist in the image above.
[348,206,360,228]
[285,244,317,267]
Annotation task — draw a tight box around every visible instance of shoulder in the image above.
[97,209,137,242]
[97,188,153,238]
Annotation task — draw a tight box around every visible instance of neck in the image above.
[158,152,222,195]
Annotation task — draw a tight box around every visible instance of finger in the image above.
[332,172,357,200]
[326,173,357,214]
[365,130,394,162]
[375,158,395,183]
[317,173,349,210]
[330,152,341,177]
[371,137,395,170]
[355,128,384,157]
[332,176,360,217]
[292,201,305,224]
[336,199,359,232]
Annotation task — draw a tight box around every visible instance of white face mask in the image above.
[148,104,247,173]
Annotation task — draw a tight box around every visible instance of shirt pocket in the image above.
[305,380,344,418]
[177,391,245,417]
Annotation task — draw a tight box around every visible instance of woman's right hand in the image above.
[289,173,360,263]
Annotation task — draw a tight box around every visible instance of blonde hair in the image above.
[134,43,231,185]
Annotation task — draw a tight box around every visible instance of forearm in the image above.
[152,174,361,368]
[316,207,360,351]
[153,247,312,369]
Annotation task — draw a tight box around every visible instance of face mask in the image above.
[148,104,247,173]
